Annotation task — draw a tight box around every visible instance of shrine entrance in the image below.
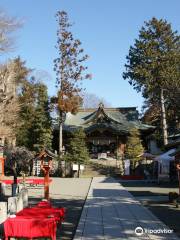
[87,130,118,159]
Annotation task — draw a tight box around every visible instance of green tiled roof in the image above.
[63,106,155,134]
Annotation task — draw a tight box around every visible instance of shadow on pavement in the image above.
[145,203,180,238]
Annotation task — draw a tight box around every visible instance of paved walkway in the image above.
[74,177,179,240]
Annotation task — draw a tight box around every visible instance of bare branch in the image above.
[0,9,22,54]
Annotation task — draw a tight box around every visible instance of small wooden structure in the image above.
[37,149,56,200]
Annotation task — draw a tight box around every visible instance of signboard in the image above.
[124,159,130,175]
[98,153,107,159]
[73,164,84,171]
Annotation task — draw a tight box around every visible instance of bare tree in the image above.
[0,58,29,145]
[82,92,111,108]
[0,9,21,54]
[0,61,18,143]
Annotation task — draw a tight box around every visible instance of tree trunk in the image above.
[59,121,63,155]
[59,121,63,176]
[160,88,168,145]
[77,163,80,178]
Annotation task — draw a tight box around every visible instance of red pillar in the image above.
[0,156,5,178]
[44,166,50,200]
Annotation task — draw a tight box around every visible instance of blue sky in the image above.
[1,0,180,111]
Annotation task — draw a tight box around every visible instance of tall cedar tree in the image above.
[17,78,52,151]
[125,128,144,172]
[53,11,91,173]
[123,18,180,145]
[65,128,89,177]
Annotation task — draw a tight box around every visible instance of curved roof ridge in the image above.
[79,106,137,112]
[83,106,123,125]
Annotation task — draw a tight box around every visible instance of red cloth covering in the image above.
[37,200,52,208]
[4,217,56,240]
[2,178,52,185]
[4,205,65,240]
[16,207,65,222]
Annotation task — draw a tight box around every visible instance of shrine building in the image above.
[54,103,154,159]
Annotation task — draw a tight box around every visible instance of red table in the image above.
[4,205,65,240]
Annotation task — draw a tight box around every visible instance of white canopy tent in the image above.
[154,149,175,179]
[138,152,156,159]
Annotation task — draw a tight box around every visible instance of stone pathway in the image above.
[74,177,179,240]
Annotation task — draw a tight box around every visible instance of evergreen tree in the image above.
[30,83,52,151]
[16,77,35,148]
[123,18,180,145]
[16,78,52,151]
[125,128,144,172]
[65,128,89,177]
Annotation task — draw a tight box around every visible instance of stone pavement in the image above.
[74,177,179,240]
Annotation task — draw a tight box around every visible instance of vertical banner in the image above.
[0,144,4,176]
